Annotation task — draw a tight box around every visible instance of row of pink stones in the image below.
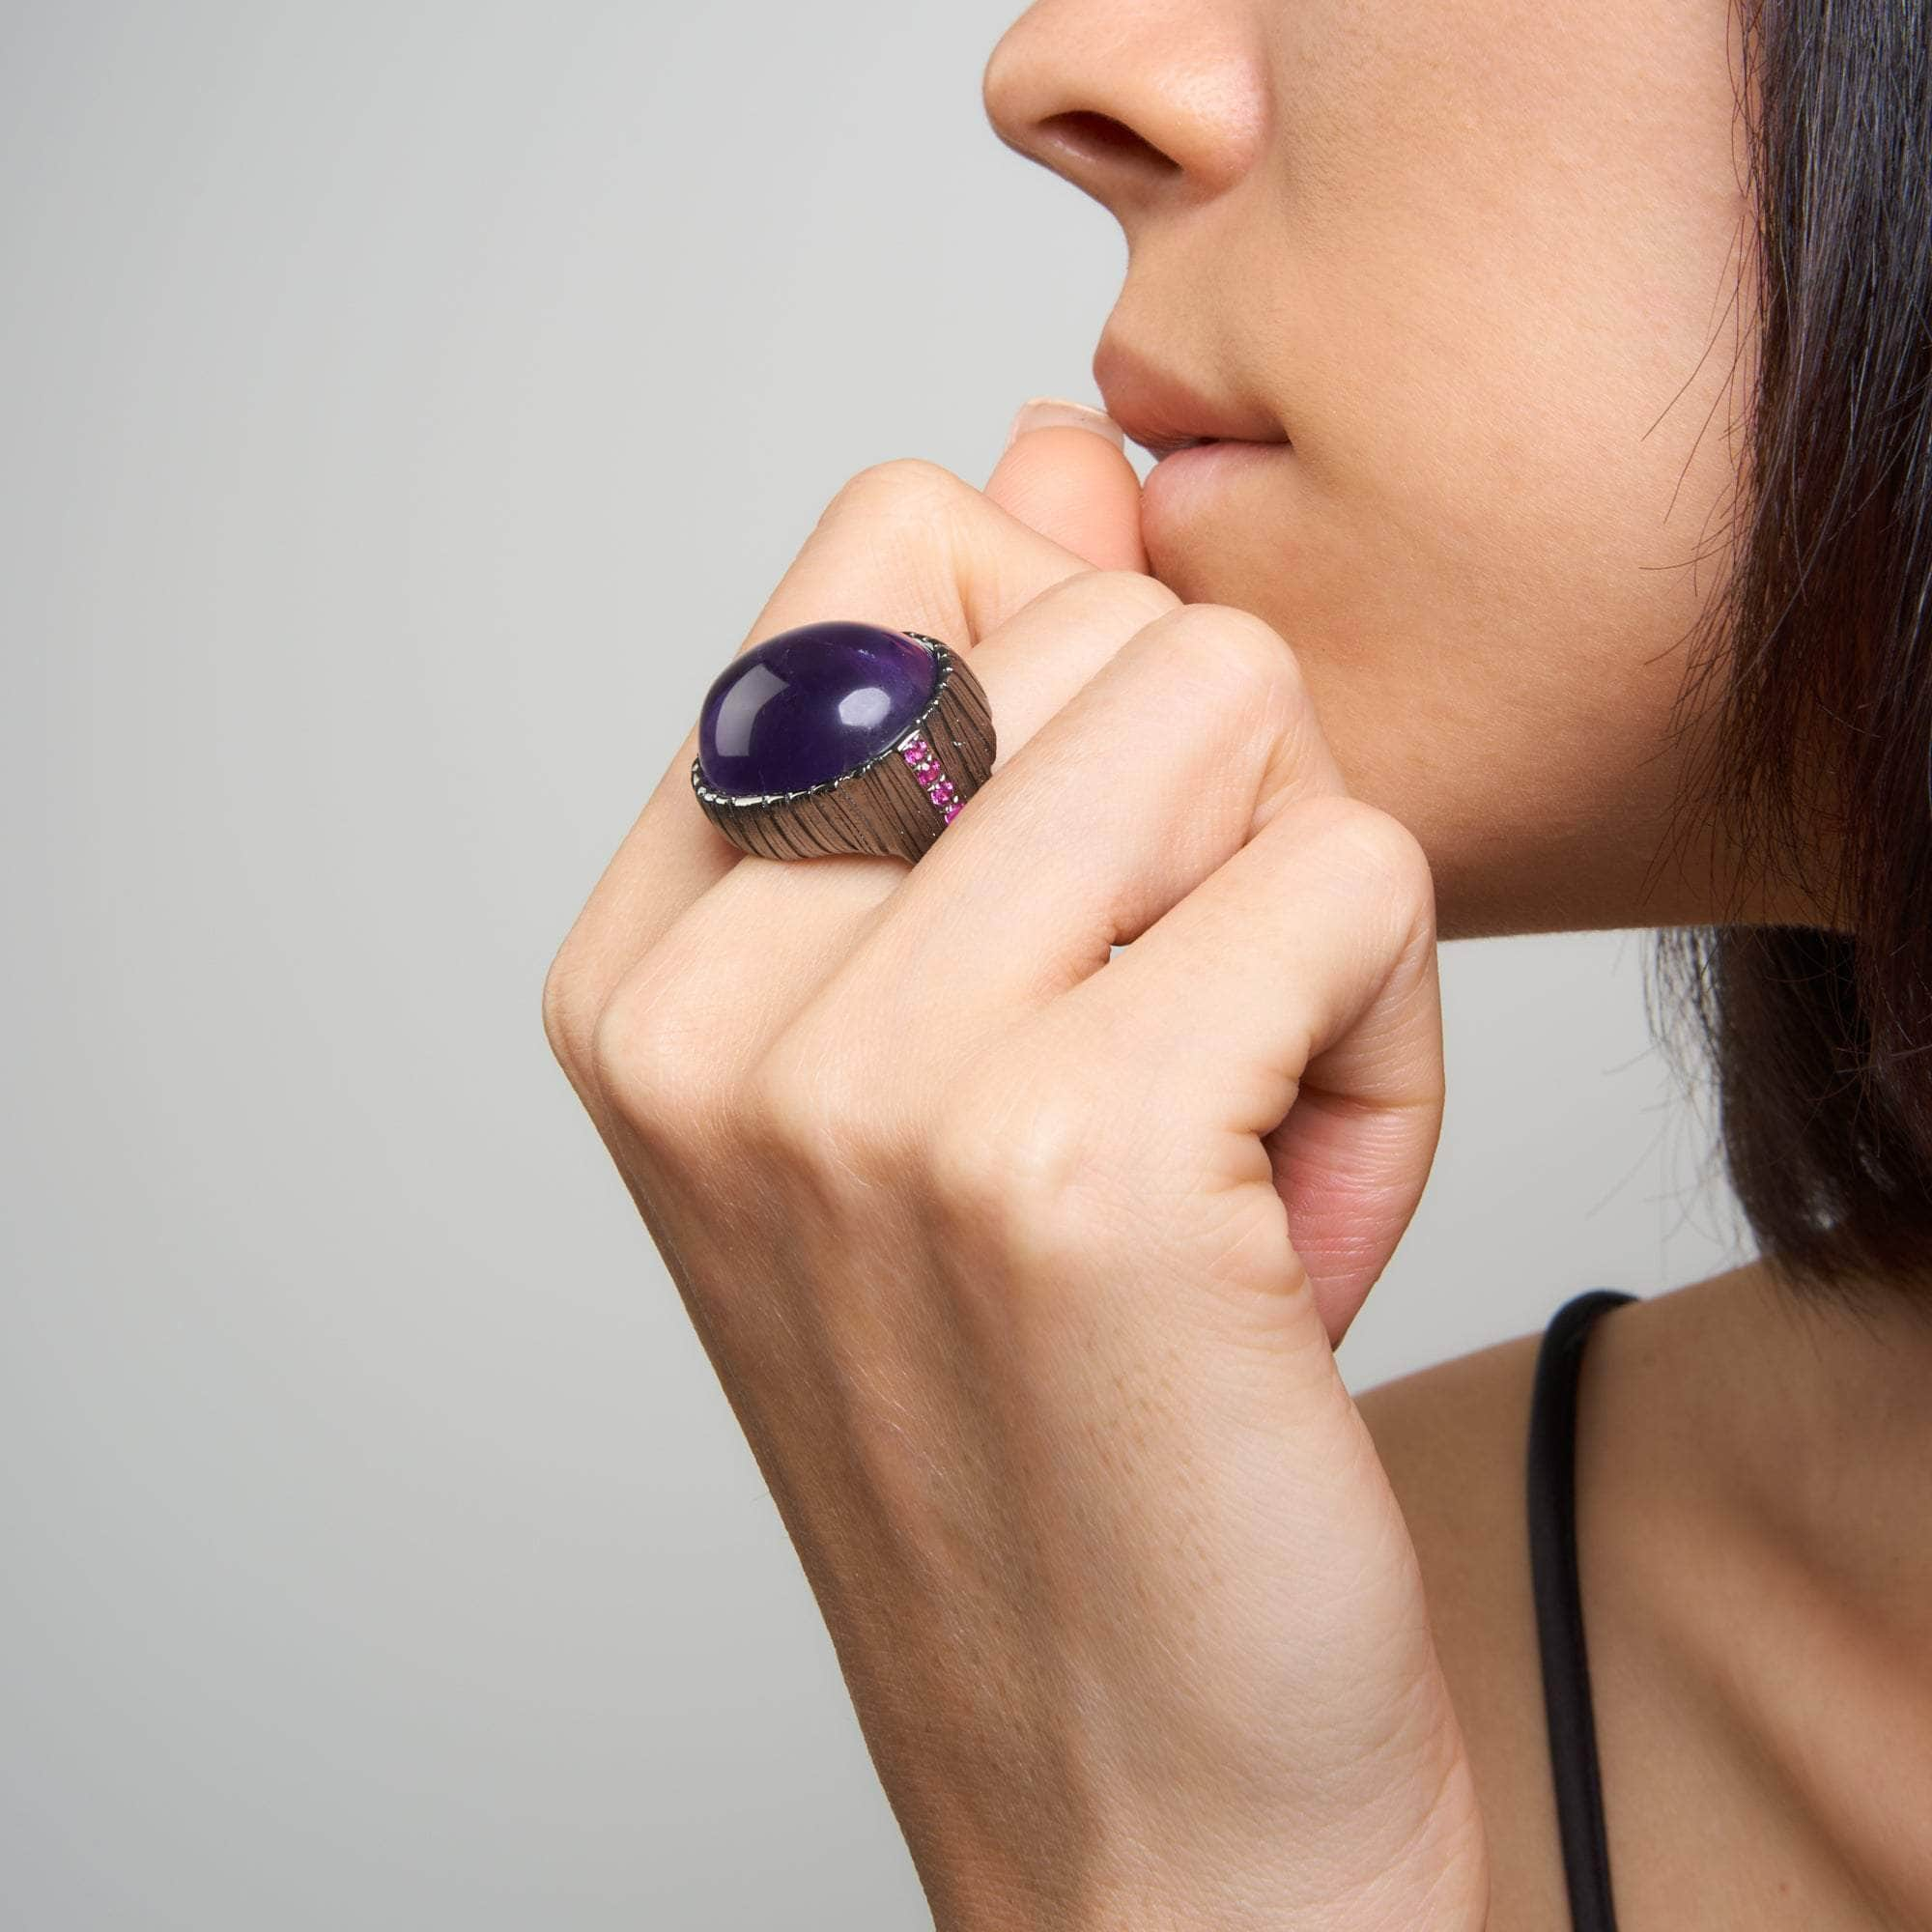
[898,734,962,821]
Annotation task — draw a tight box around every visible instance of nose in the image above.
[982,0,1267,225]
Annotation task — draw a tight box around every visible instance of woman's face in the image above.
[984,0,1774,941]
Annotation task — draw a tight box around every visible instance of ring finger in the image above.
[588,565,1181,1104]
[545,447,1138,1129]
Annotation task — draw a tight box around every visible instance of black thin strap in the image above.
[1526,1288,1637,1932]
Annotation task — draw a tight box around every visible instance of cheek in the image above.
[1151,0,1756,921]
[1147,0,1754,935]
[1144,387,1733,937]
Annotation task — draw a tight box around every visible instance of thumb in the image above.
[985,398,1149,575]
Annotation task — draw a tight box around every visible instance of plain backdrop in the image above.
[2,3,1754,1925]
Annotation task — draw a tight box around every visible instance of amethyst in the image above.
[696,621,940,798]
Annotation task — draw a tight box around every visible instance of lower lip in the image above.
[1139,439,1291,540]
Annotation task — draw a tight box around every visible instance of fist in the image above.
[544,426,1487,1932]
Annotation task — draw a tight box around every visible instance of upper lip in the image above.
[1093,331,1290,461]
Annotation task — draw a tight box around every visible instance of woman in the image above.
[544,0,1932,1924]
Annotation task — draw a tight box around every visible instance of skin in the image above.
[984,0,1776,942]
[548,0,1932,1927]
[982,0,1932,1925]
[548,450,1488,1930]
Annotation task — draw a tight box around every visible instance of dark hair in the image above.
[1647,0,1932,1327]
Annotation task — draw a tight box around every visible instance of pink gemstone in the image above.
[928,781,954,804]
[903,739,928,761]
[943,803,960,821]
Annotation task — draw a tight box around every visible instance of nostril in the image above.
[1037,110,1181,179]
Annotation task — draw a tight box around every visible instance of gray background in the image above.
[2,3,1749,1925]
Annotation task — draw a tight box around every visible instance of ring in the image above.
[691,620,996,865]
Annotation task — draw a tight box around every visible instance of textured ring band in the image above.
[691,620,996,866]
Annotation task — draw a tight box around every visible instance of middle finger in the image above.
[797,600,1352,1080]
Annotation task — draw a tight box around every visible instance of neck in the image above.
[1726,1256,1932,1564]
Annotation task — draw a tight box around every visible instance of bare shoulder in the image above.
[1348,1282,1898,1932]
[1351,1326,1573,1932]
[1350,1318,1545,1662]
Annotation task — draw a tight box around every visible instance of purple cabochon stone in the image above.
[696,620,940,798]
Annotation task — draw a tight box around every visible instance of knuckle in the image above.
[1336,797,1434,891]
[922,1098,1006,1234]
[1044,565,1182,630]
[541,927,603,1087]
[1294,795,1437,923]
[747,1024,902,1185]
[1142,601,1309,716]
[925,1062,1109,1259]
[829,456,964,526]
[586,975,716,1140]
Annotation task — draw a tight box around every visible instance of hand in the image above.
[543,415,1488,1932]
